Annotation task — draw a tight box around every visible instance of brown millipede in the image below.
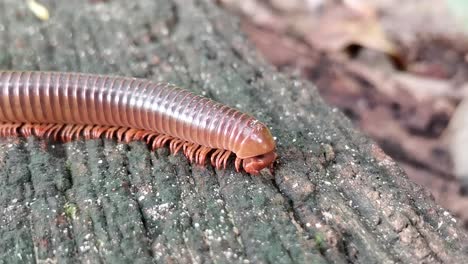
[0,71,277,174]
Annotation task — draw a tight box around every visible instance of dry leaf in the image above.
[446,99,468,188]
[297,4,398,56]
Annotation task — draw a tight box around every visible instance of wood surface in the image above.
[0,0,467,263]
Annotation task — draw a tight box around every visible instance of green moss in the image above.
[64,161,72,174]
[64,203,77,219]
[314,233,325,250]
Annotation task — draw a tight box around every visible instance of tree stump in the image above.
[0,0,467,263]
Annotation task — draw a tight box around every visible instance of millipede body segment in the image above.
[0,71,277,174]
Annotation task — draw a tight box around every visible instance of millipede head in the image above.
[241,150,277,175]
[233,120,277,175]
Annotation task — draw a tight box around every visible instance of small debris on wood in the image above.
[26,0,50,21]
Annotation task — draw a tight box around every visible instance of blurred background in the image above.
[216,0,468,228]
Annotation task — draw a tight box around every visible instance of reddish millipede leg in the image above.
[219,150,231,169]
[171,140,184,155]
[20,123,34,137]
[0,123,20,137]
[195,146,211,165]
[91,126,107,138]
[46,124,64,140]
[132,130,150,141]
[61,124,76,142]
[235,157,242,172]
[183,142,194,156]
[169,139,180,154]
[158,135,172,149]
[34,123,55,137]
[0,121,264,174]
[83,125,94,140]
[105,127,119,140]
[153,135,164,148]
[70,125,85,140]
[151,134,166,150]
[188,145,201,162]
[211,149,223,168]
[126,129,140,143]
[146,133,157,144]
[116,127,128,142]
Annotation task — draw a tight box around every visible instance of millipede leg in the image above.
[146,133,157,144]
[61,124,76,142]
[235,157,242,172]
[34,123,55,137]
[195,146,211,165]
[219,150,232,169]
[70,125,86,140]
[46,124,64,140]
[187,144,201,162]
[90,126,104,138]
[116,127,128,142]
[0,122,249,173]
[83,125,94,140]
[133,130,151,141]
[20,123,34,137]
[0,123,21,137]
[210,149,223,168]
[170,139,184,155]
[105,127,119,139]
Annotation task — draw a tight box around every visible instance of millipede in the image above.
[0,71,277,174]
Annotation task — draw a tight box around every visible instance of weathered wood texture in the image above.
[0,0,467,263]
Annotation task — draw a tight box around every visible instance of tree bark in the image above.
[0,0,467,263]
